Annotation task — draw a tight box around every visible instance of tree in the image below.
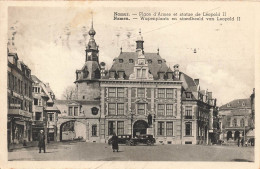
[62,85,77,100]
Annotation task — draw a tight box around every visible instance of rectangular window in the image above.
[117,121,124,135]
[157,104,165,116]
[117,103,124,115]
[166,89,174,98]
[186,92,191,98]
[137,69,141,78]
[68,107,73,116]
[157,122,164,136]
[117,88,124,98]
[48,113,54,121]
[185,122,192,136]
[108,103,116,115]
[166,122,173,136]
[141,69,146,78]
[35,112,42,121]
[108,88,116,97]
[166,104,173,116]
[92,125,97,136]
[137,88,145,98]
[158,89,165,98]
[74,107,78,116]
[137,104,145,115]
[185,106,192,119]
[34,98,38,106]
[108,121,115,135]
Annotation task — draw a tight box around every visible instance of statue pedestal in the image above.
[147,127,154,135]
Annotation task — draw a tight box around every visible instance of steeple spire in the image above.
[136,28,144,52]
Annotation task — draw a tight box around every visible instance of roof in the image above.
[104,52,169,80]
[55,100,100,105]
[219,99,251,110]
[45,105,61,113]
[31,75,42,83]
[180,72,197,91]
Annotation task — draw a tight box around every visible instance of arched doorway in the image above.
[60,121,86,141]
[234,131,240,141]
[227,131,232,141]
[133,120,148,137]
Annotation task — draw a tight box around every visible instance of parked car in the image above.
[129,134,156,146]
[108,135,132,145]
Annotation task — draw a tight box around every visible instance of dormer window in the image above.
[158,72,164,80]
[158,60,162,64]
[119,59,123,63]
[227,104,231,107]
[118,71,124,79]
[186,92,191,98]
[129,59,134,63]
[109,71,116,79]
[148,59,152,64]
[242,102,245,106]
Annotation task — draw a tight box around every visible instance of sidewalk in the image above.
[8,141,58,152]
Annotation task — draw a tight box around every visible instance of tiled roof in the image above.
[219,98,251,110]
[104,52,169,80]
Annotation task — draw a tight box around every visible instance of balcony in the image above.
[8,109,32,118]
[184,115,193,119]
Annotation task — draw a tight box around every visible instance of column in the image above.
[57,124,60,141]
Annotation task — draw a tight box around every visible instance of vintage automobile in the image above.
[108,135,132,145]
[129,134,156,146]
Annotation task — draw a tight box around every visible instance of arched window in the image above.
[240,119,244,127]
[233,118,237,127]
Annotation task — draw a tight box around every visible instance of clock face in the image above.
[87,52,92,56]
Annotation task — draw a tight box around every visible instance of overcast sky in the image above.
[8,5,255,106]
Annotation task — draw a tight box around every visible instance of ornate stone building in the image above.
[55,20,217,145]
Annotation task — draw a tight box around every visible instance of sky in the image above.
[7,5,255,106]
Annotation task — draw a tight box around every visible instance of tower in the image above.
[74,16,101,101]
[136,29,144,52]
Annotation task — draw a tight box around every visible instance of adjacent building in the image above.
[7,48,33,146]
[31,75,60,142]
[219,98,252,142]
[180,75,218,144]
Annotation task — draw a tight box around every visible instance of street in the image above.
[8,141,254,161]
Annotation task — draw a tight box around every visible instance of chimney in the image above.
[194,79,199,86]
[173,64,179,79]
[208,92,212,99]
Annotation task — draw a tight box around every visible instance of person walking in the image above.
[111,132,119,152]
[38,130,46,153]
[241,138,244,147]
[237,137,240,147]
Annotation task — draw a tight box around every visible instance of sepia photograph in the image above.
[0,1,259,169]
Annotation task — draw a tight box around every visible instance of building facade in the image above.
[219,99,252,142]
[55,21,217,145]
[31,75,60,142]
[7,49,33,146]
